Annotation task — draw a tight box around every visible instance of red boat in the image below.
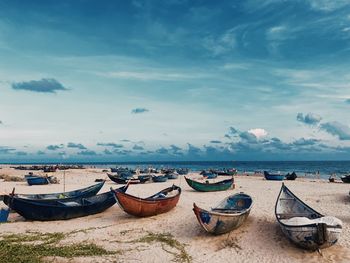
[113,185,181,217]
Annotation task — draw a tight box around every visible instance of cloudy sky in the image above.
[1,0,350,162]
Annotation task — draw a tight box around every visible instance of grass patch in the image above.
[0,174,24,182]
[0,231,119,263]
[219,235,242,252]
[134,232,191,263]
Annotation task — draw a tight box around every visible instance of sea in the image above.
[76,161,350,180]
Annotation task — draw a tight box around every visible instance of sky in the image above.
[1,0,350,162]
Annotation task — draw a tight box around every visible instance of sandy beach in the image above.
[0,166,349,263]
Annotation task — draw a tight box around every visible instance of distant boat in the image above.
[193,193,252,235]
[275,183,342,250]
[107,173,143,184]
[3,186,126,221]
[285,172,297,181]
[152,175,168,183]
[264,171,284,181]
[26,176,50,185]
[137,174,152,182]
[340,174,350,183]
[176,168,189,175]
[201,171,217,179]
[215,169,237,176]
[185,177,234,192]
[166,173,178,180]
[8,181,105,202]
[114,185,181,217]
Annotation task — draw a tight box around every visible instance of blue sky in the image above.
[1,0,350,162]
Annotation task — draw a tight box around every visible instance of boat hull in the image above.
[340,176,350,183]
[275,183,342,250]
[4,191,117,221]
[193,203,251,235]
[107,173,141,184]
[166,174,179,180]
[280,224,342,250]
[114,185,181,217]
[185,177,234,192]
[152,176,168,183]
[26,176,49,185]
[264,171,284,181]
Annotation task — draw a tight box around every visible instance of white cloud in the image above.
[248,128,268,138]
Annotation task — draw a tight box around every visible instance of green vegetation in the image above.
[0,174,24,182]
[0,231,119,263]
[134,232,191,263]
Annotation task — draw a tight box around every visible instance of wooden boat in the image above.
[3,186,127,221]
[10,181,105,202]
[185,176,234,192]
[285,172,297,180]
[193,193,252,235]
[264,171,284,181]
[107,173,142,184]
[152,175,168,183]
[275,183,342,250]
[26,176,50,185]
[114,185,181,217]
[340,174,350,183]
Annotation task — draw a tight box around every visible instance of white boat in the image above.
[275,183,342,250]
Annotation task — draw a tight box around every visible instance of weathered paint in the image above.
[114,185,181,217]
[193,193,252,235]
[275,184,342,250]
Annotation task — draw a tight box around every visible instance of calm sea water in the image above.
[83,161,350,179]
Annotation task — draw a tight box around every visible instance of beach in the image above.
[0,166,349,263]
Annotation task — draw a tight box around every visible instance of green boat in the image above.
[185,176,234,192]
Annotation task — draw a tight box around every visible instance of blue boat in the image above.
[152,175,168,183]
[264,171,284,181]
[137,174,152,182]
[166,173,179,180]
[0,208,9,222]
[26,176,50,185]
[3,185,128,221]
[201,171,217,179]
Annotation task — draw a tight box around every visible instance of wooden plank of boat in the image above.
[193,193,252,235]
[7,181,105,202]
[113,185,181,217]
[185,176,234,192]
[2,185,127,221]
[275,183,342,250]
